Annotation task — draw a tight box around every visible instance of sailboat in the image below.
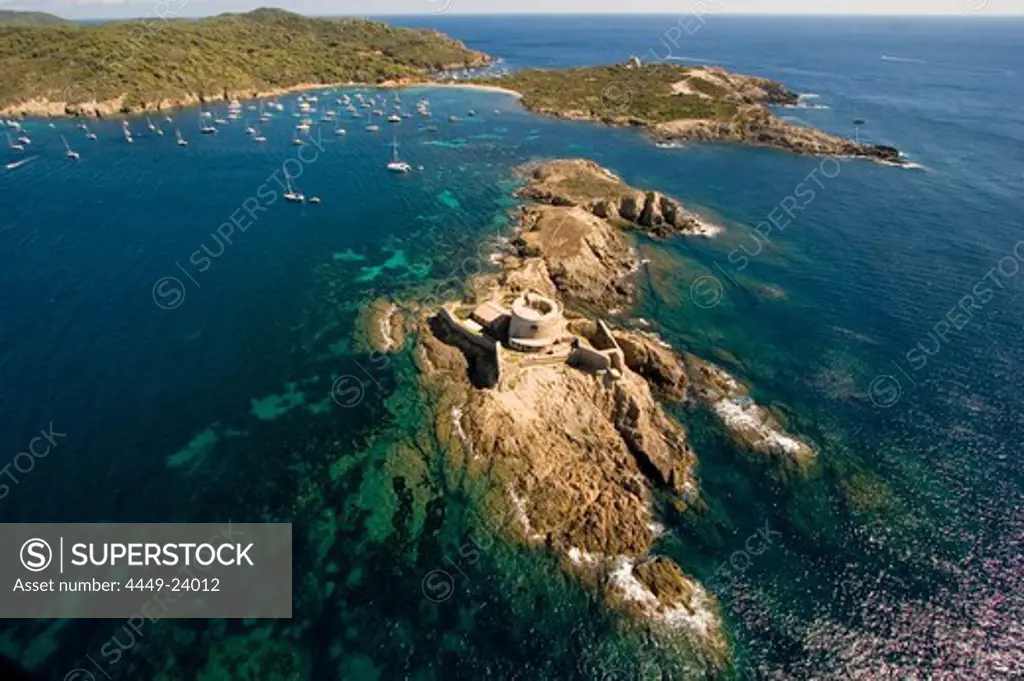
[146,116,157,133]
[5,155,36,171]
[122,121,133,144]
[175,128,188,147]
[199,113,217,135]
[16,132,31,145]
[387,137,411,173]
[259,102,271,124]
[84,124,97,140]
[61,134,80,159]
[283,172,305,202]
[253,128,267,143]
[6,131,23,151]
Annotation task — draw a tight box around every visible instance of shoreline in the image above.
[0,79,522,120]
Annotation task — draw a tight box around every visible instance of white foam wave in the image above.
[663,56,720,64]
[881,55,928,64]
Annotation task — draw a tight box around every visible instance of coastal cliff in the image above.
[487,64,902,163]
[370,159,814,670]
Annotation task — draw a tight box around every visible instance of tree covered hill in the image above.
[0,8,489,114]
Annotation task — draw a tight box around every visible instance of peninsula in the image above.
[1,10,902,164]
[484,63,903,162]
[369,159,815,670]
[0,8,489,117]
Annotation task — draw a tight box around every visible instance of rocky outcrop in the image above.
[519,159,719,237]
[653,105,902,163]
[511,204,636,311]
[392,159,732,665]
[386,157,817,670]
[612,329,689,402]
[683,354,815,471]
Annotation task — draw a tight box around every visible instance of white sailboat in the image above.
[199,112,217,134]
[122,121,133,144]
[175,128,188,147]
[387,137,411,173]
[6,131,24,151]
[84,124,97,140]
[61,134,80,159]
[283,172,305,202]
[253,128,267,143]
[146,116,157,132]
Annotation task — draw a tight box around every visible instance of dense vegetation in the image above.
[485,64,742,123]
[0,8,488,110]
[0,10,68,27]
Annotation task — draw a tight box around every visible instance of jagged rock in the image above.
[519,159,717,238]
[613,330,689,402]
[407,157,728,665]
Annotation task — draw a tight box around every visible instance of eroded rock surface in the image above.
[377,158,816,668]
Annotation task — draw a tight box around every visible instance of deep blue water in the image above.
[2,15,1022,680]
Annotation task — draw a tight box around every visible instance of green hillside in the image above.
[0,8,489,112]
[0,10,69,27]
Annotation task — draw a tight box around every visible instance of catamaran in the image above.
[387,137,411,174]
[61,134,80,159]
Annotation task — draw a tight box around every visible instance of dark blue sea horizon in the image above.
[1,14,1021,680]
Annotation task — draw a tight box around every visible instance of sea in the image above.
[0,14,1021,681]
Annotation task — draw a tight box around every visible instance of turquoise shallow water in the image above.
[1,15,1022,680]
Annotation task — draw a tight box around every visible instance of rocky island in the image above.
[0,8,489,117]
[485,63,903,163]
[370,159,815,670]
